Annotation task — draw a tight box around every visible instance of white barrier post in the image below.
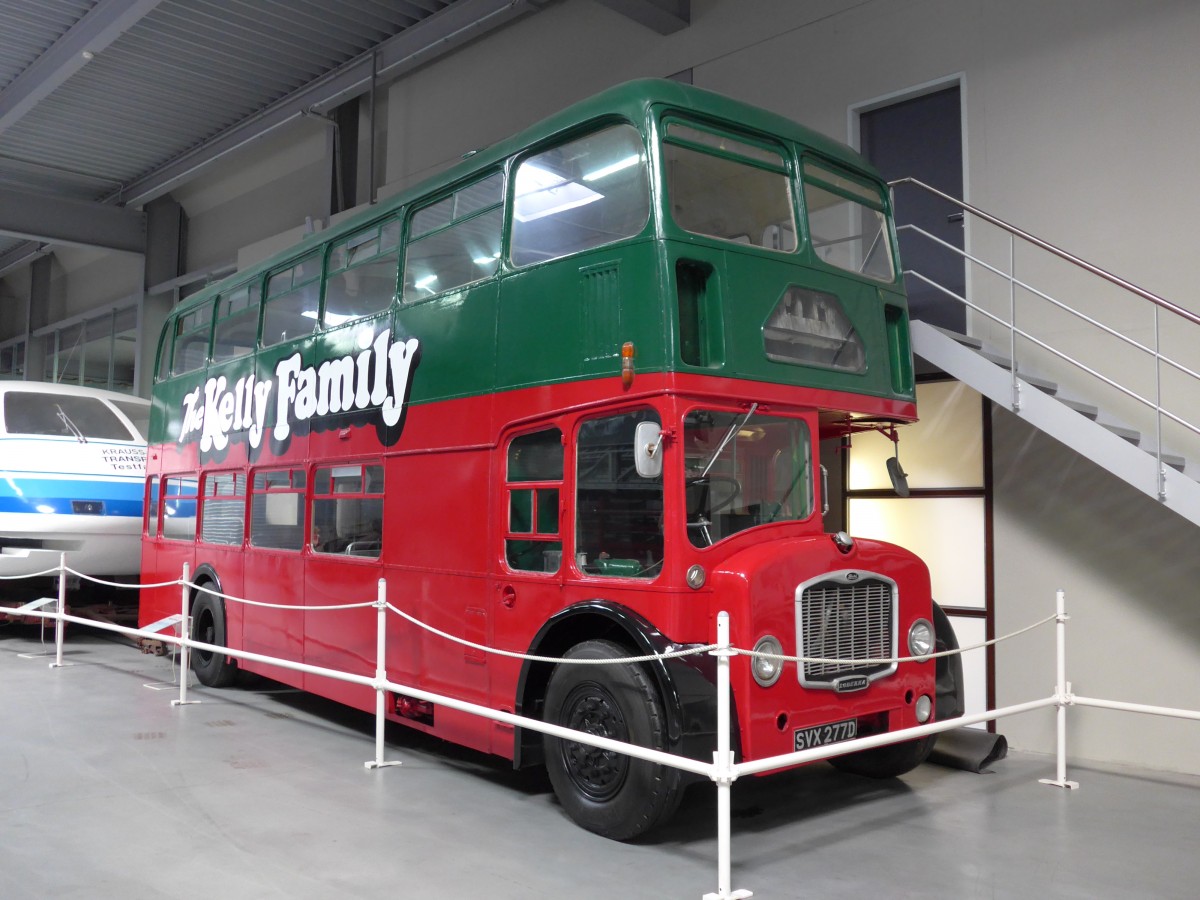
[365,577,401,770]
[1039,590,1078,789]
[172,563,199,707]
[50,552,69,669]
[704,611,752,900]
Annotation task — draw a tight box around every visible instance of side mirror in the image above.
[887,455,910,497]
[634,421,663,478]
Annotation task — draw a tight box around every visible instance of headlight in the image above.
[908,618,934,661]
[752,635,784,687]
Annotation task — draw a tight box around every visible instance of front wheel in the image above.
[542,640,683,840]
[190,589,239,687]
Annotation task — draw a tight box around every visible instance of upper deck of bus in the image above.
[152,78,914,452]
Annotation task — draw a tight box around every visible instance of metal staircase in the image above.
[892,179,1200,528]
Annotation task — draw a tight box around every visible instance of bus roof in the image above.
[172,78,882,318]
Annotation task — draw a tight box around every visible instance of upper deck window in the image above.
[170,302,213,375]
[212,282,262,363]
[325,219,400,324]
[802,161,895,282]
[663,122,796,251]
[403,173,503,303]
[510,124,650,267]
[262,253,321,347]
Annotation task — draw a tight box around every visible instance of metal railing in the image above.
[890,177,1200,500]
[7,558,1200,898]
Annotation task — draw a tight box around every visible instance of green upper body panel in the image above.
[152,79,912,449]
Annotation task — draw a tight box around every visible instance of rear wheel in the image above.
[190,589,238,687]
[543,640,683,840]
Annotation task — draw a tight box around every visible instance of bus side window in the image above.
[200,471,246,546]
[324,220,400,325]
[576,411,663,578]
[146,477,160,537]
[250,468,306,551]
[510,124,650,267]
[505,428,563,573]
[212,282,262,363]
[311,463,384,558]
[162,474,198,541]
[262,254,321,347]
[402,172,503,303]
[170,300,214,375]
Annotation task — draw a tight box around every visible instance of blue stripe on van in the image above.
[0,478,143,517]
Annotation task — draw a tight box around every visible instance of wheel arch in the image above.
[932,600,965,721]
[512,599,718,770]
[188,563,226,621]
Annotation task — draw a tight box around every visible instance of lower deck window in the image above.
[311,463,384,558]
[251,468,306,551]
[505,428,563,573]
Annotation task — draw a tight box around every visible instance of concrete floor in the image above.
[2,622,1198,900]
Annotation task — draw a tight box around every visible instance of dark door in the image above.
[861,86,965,332]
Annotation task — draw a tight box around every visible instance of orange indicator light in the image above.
[621,341,635,389]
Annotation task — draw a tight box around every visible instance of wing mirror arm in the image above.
[634,421,664,479]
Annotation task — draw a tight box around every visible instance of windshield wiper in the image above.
[56,404,87,443]
[695,403,758,479]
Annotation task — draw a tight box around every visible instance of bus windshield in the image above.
[683,409,812,547]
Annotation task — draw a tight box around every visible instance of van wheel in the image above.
[190,589,238,687]
[543,640,683,840]
[829,734,935,778]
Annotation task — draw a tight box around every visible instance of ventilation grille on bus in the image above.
[797,577,894,686]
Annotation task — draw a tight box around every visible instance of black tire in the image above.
[190,588,238,687]
[543,640,683,840]
[829,734,935,778]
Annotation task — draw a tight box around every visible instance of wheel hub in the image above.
[561,687,629,800]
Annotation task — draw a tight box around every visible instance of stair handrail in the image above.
[888,177,1200,328]
[890,176,1200,499]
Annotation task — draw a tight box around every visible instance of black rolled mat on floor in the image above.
[929,727,1008,773]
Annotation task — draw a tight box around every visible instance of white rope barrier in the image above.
[7,561,1200,900]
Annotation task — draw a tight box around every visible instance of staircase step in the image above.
[1103,423,1141,444]
[979,351,1059,395]
[928,324,983,350]
[1060,398,1100,420]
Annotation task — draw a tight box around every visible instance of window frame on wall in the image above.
[37,303,140,394]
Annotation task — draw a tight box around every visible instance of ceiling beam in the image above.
[0,187,144,253]
[0,0,165,136]
[595,0,690,34]
[116,0,546,209]
[0,241,51,279]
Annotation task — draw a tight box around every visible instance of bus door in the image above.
[303,462,385,710]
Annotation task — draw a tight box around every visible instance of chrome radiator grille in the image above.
[797,576,895,685]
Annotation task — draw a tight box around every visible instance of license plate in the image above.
[794,718,858,752]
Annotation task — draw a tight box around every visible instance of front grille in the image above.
[797,575,895,686]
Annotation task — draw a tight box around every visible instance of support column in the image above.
[24,255,50,380]
[138,196,186,396]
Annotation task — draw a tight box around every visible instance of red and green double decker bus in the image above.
[140,79,963,839]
